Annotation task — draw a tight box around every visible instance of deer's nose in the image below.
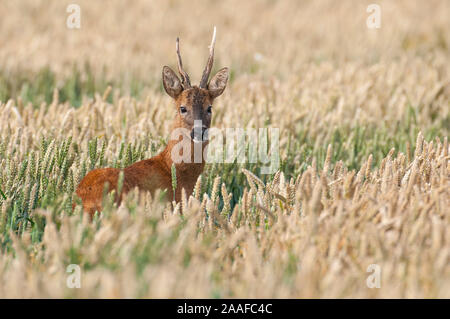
[191,126,208,142]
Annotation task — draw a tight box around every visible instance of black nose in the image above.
[191,127,208,141]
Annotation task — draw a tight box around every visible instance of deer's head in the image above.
[162,27,228,143]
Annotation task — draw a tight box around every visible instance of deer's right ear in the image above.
[208,67,229,99]
[162,66,183,98]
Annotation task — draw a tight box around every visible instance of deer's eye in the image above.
[207,106,212,114]
[180,106,187,114]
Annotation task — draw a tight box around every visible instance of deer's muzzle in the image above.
[191,125,208,143]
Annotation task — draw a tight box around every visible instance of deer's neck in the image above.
[159,135,208,178]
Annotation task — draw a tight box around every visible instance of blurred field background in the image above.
[0,0,448,298]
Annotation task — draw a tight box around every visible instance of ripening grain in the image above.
[0,0,448,298]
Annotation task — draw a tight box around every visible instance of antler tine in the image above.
[199,26,217,88]
[176,37,191,88]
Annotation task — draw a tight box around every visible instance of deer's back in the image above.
[75,157,170,217]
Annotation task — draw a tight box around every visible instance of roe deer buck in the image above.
[75,28,228,218]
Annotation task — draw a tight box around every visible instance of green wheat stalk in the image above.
[171,163,177,202]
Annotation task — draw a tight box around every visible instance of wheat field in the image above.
[0,0,449,298]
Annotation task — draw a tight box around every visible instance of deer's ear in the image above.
[208,67,228,99]
[162,66,183,98]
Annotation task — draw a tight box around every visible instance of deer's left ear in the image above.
[208,67,229,99]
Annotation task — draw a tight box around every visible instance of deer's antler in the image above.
[199,26,217,89]
[176,37,191,89]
